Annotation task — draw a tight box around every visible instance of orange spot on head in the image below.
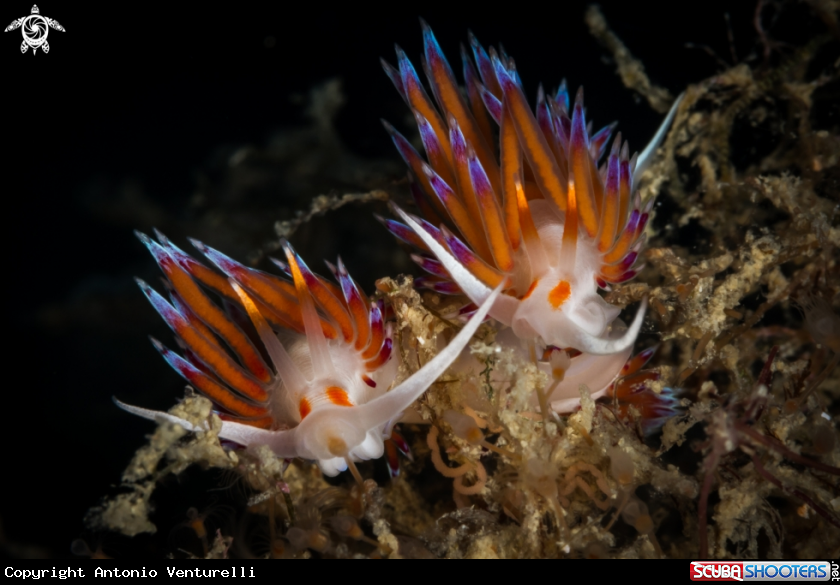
[326,386,354,407]
[519,279,540,300]
[298,397,311,420]
[548,280,571,309]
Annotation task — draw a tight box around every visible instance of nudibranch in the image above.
[118,230,501,476]
[380,24,682,413]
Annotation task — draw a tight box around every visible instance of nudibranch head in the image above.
[381,24,681,358]
[120,230,502,476]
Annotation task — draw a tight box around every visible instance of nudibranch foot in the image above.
[452,325,632,412]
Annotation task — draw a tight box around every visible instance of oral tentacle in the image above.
[572,297,648,356]
[396,207,518,326]
[114,398,206,433]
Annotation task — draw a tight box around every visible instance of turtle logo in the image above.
[5,5,64,54]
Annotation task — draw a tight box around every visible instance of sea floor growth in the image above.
[83,4,838,559]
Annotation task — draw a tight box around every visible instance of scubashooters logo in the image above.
[691,561,832,582]
[4,5,64,54]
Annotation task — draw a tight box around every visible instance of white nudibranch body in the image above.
[121,230,503,476]
[381,27,684,411]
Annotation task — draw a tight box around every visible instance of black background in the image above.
[1,0,813,557]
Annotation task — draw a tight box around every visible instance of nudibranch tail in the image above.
[608,345,682,433]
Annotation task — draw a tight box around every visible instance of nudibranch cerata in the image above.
[117,230,502,476]
[380,24,682,415]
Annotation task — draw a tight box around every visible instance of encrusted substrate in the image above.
[88,3,839,559]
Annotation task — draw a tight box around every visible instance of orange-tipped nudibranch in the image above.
[118,230,501,476]
[380,24,682,418]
